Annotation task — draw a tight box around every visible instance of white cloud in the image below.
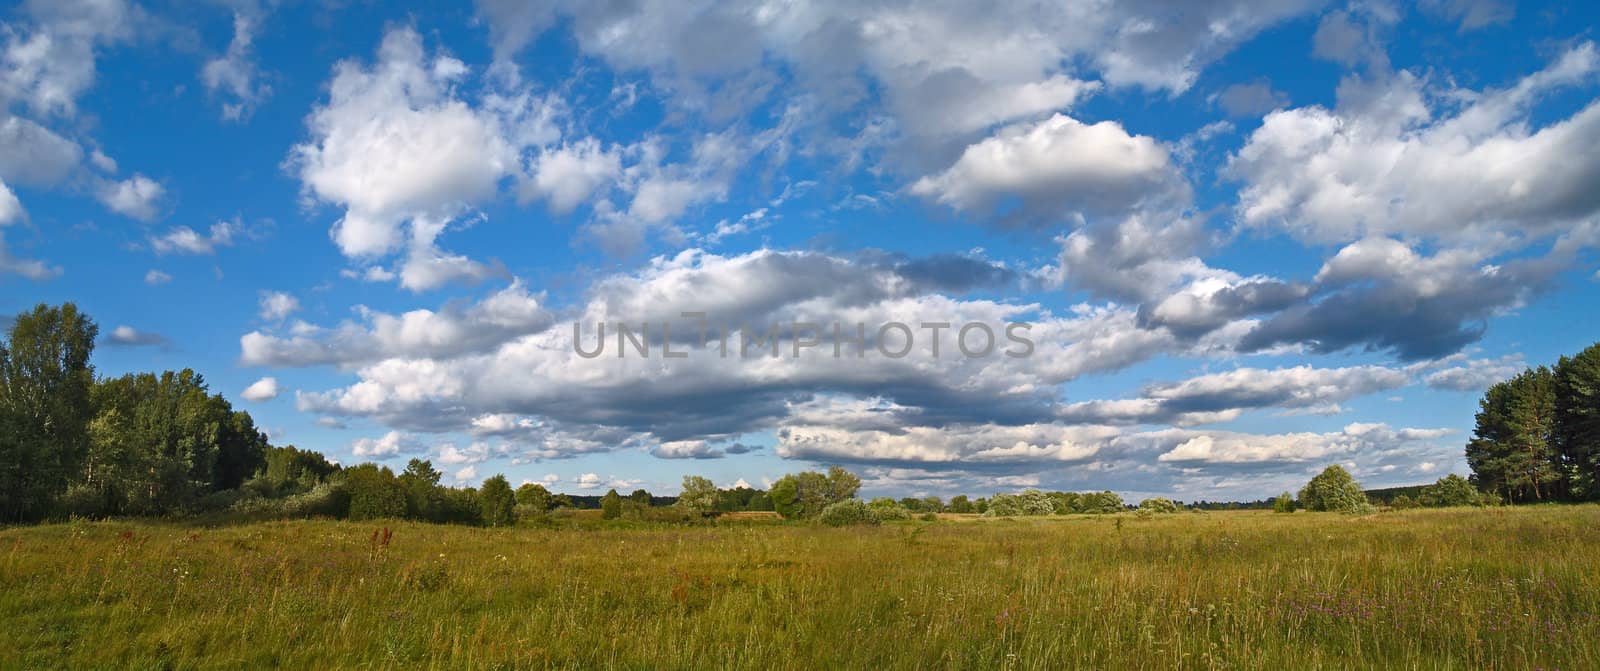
[1229,43,1600,246]
[289,27,520,277]
[97,174,163,220]
[241,376,280,402]
[520,138,621,214]
[350,430,423,458]
[0,116,83,187]
[243,280,550,367]
[912,113,1185,223]
[143,269,171,285]
[0,0,140,117]
[201,10,271,121]
[105,324,166,347]
[150,219,238,255]
[0,179,21,224]
[257,291,300,321]
[1157,422,1452,464]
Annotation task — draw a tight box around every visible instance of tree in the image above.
[601,488,623,519]
[0,303,98,521]
[629,489,652,506]
[1419,474,1485,507]
[768,467,862,519]
[1138,497,1179,514]
[825,466,861,502]
[399,459,444,521]
[346,464,407,520]
[1390,494,1420,510]
[1298,465,1372,514]
[818,499,879,526]
[79,369,251,515]
[1554,342,1600,499]
[516,482,553,512]
[947,495,974,514]
[1080,491,1124,514]
[1272,491,1296,513]
[1466,367,1559,502]
[479,475,516,526]
[676,475,719,513]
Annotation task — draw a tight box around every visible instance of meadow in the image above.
[4,506,1599,670]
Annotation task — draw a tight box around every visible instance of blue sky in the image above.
[2,0,1598,500]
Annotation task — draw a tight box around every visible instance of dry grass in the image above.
[3,506,1597,670]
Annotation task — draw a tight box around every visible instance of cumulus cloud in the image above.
[1157,422,1453,464]
[0,116,83,187]
[201,10,271,121]
[143,269,171,285]
[240,376,279,402]
[350,430,424,458]
[257,291,299,321]
[97,174,163,220]
[519,138,621,214]
[150,220,238,255]
[242,280,551,367]
[104,325,167,347]
[1239,237,1575,360]
[1230,43,1600,246]
[911,114,1187,225]
[1060,365,1410,426]
[289,27,532,290]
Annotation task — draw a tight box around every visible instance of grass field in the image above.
[4,506,1599,670]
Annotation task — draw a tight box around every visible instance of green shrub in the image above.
[1138,497,1179,514]
[1299,465,1374,514]
[818,499,880,526]
[1272,491,1296,513]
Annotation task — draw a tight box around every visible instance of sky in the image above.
[2,0,1598,501]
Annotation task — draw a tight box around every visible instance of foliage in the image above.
[866,497,912,520]
[676,476,721,513]
[1554,342,1600,499]
[345,464,408,521]
[1138,497,1179,514]
[1299,465,1374,514]
[1273,491,1297,513]
[1467,367,1559,502]
[817,499,880,526]
[947,495,974,514]
[983,489,1056,517]
[478,475,516,527]
[0,303,98,522]
[601,489,623,520]
[515,483,553,513]
[1418,474,1488,507]
[768,467,861,519]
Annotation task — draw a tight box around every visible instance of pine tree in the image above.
[1554,343,1600,499]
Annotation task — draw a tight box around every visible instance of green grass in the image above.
[3,506,1599,670]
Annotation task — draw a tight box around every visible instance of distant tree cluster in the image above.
[980,489,1126,517]
[0,305,274,521]
[1465,342,1600,502]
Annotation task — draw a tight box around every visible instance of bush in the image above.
[1390,494,1420,510]
[1418,474,1487,507]
[227,483,349,520]
[867,497,912,520]
[1272,491,1296,513]
[818,499,880,526]
[1299,465,1374,514]
[1138,497,1179,514]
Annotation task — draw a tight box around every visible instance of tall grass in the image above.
[3,506,1598,669]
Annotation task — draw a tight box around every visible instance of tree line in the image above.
[1464,341,1600,503]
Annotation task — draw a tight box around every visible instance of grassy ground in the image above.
[3,506,1598,670]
